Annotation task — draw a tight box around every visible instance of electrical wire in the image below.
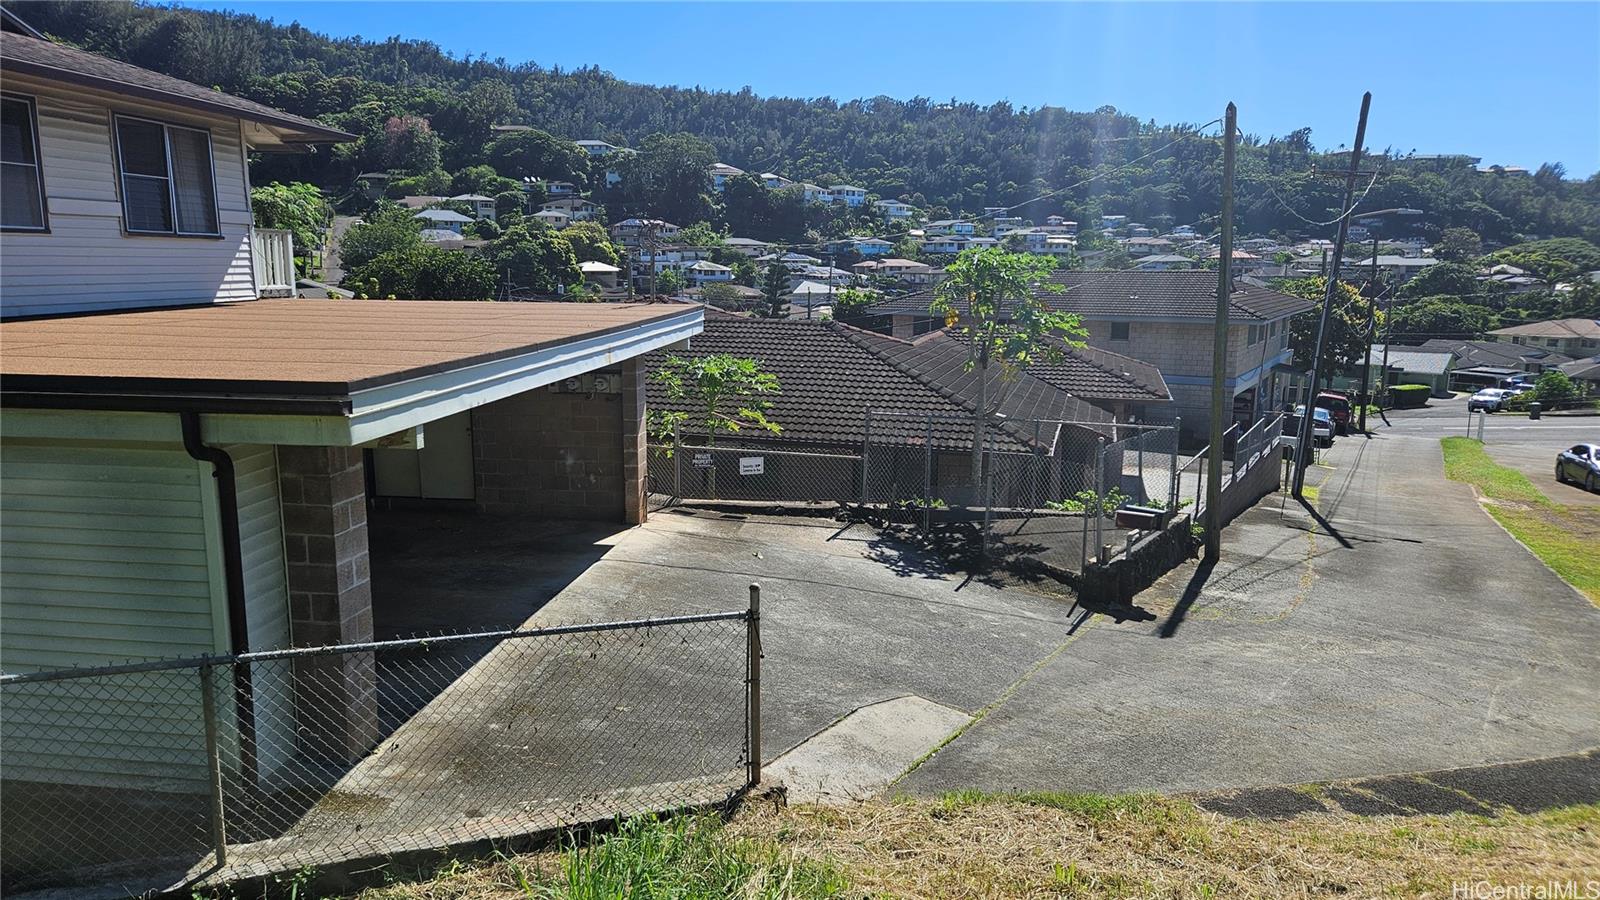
[1257,163,1385,229]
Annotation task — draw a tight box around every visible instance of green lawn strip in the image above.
[1440,437,1599,606]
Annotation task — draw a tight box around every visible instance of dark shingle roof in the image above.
[865,270,1317,323]
[0,32,354,143]
[1028,338,1171,402]
[1418,339,1573,369]
[644,316,1112,453]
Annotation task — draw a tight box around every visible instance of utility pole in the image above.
[1356,234,1380,432]
[1293,92,1371,498]
[1204,101,1236,562]
[646,221,659,299]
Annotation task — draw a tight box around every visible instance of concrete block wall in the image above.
[275,445,378,761]
[471,360,645,521]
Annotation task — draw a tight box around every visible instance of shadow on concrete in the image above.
[1157,558,1216,639]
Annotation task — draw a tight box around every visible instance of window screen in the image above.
[1110,321,1130,341]
[1,95,46,230]
[115,116,218,236]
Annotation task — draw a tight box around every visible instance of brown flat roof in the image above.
[1,299,697,407]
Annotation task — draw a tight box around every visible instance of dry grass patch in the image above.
[728,794,1600,899]
[342,796,1600,899]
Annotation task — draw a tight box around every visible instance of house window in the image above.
[1109,322,1130,341]
[114,115,219,236]
[1,94,47,231]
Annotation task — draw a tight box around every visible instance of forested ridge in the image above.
[19,0,1600,247]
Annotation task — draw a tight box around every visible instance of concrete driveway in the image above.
[372,414,1600,799]
[896,421,1600,796]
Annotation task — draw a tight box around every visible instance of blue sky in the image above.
[178,1,1600,175]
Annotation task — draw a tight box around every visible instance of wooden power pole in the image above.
[1293,92,1371,499]
[1204,102,1237,561]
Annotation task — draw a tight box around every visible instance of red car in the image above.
[1315,391,1353,435]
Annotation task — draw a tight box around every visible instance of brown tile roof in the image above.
[0,32,353,143]
[865,270,1316,322]
[0,299,697,400]
[644,316,1112,453]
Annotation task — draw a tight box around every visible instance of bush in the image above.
[1387,384,1431,408]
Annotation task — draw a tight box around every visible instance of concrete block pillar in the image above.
[276,445,379,761]
[622,356,648,525]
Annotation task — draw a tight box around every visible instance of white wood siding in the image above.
[0,74,258,319]
[0,438,226,791]
[229,443,296,782]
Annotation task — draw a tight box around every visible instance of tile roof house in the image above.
[643,316,1119,503]
[0,13,704,812]
[865,270,1317,438]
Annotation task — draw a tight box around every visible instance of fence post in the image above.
[673,423,682,500]
[980,429,993,559]
[860,412,872,505]
[1169,418,1181,511]
[746,584,762,789]
[923,413,934,533]
[1094,435,1106,563]
[199,664,229,867]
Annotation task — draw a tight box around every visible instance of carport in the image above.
[1,298,702,777]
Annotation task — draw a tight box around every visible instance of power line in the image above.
[1257,164,1385,229]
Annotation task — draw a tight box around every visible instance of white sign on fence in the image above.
[692,452,713,469]
[739,456,765,476]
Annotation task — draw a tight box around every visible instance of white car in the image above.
[1468,388,1512,412]
[1287,405,1335,448]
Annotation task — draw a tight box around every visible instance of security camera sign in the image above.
[739,456,765,476]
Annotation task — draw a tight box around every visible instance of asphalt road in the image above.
[1372,395,1600,507]
[899,425,1600,795]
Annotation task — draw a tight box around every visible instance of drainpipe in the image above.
[181,412,257,781]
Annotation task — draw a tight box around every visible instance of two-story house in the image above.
[925,219,976,237]
[611,217,680,248]
[863,270,1315,440]
[0,19,702,806]
[874,199,914,218]
[829,185,866,207]
[1486,318,1600,358]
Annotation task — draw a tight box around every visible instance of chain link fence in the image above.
[2,606,760,895]
[647,442,861,508]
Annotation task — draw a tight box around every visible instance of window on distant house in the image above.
[114,115,219,236]
[2,94,47,231]
[1110,321,1130,341]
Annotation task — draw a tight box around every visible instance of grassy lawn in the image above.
[338,796,1600,899]
[1441,437,1600,605]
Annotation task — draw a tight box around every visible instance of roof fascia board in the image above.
[0,55,354,142]
[0,407,352,445]
[344,307,702,444]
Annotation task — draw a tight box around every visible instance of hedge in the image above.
[1387,384,1431,408]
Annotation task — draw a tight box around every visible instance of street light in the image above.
[1354,208,1426,432]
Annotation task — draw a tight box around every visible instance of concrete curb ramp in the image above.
[768,696,971,804]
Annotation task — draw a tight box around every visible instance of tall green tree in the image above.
[346,246,495,300]
[483,128,588,184]
[559,221,621,266]
[932,248,1084,486]
[761,262,789,318]
[250,181,330,275]
[380,115,441,174]
[489,224,582,295]
[619,132,716,224]
[1387,297,1494,343]
[1434,227,1482,263]
[338,203,423,271]
[1281,277,1380,374]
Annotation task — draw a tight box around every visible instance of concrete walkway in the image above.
[899,429,1600,796]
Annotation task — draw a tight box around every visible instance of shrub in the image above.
[1387,384,1431,408]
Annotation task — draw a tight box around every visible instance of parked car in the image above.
[1315,391,1353,435]
[1555,443,1600,493]
[1468,388,1513,412]
[1291,405,1335,448]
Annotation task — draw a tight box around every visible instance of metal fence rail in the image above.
[1,606,759,895]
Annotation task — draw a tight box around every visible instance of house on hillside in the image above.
[0,18,703,817]
[611,218,679,247]
[643,316,1120,505]
[723,237,774,257]
[925,220,976,236]
[1415,338,1573,391]
[829,185,867,207]
[760,172,793,189]
[874,199,914,218]
[709,162,745,191]
[1365,345,1455,397]
[540,196,597,221]
[1486,318,1600,357]
[450,193,498,220]
[864,270,1317,440]
[1354,254,1437,282]
[413,208,473,234]
[1134,254,1195,271]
